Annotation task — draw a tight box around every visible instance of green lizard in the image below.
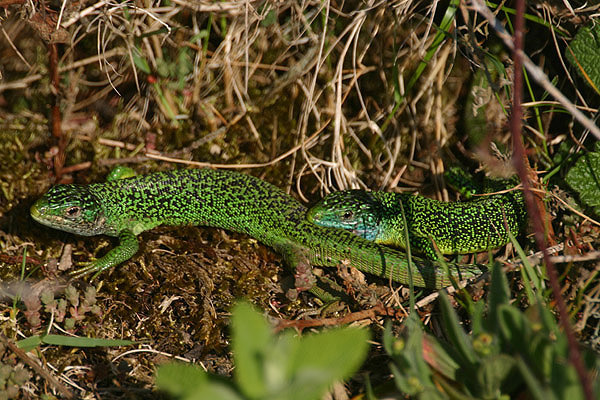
[306,171,526,258]
[30,168,483,290]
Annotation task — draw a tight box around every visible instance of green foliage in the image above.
[156,48,194,89]
[16,334,134,351]
[565,144,600,216]
[156,364,241,400]
[385,265,600,399]
[260,7,277,27]
[383,314,446,399]
[132,47,151,74]
[156,301,370,400]
[566,24,600,94]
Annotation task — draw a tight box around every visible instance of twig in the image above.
[274,303,406,333]
[1,26,31,68]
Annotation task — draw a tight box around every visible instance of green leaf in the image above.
[508,229,543,303]
[565,150,600,216]
[497,305,531,353]
[439,293,477,366]
[132,47,151,74]
[390,362,426,397]
[261,8,277,27]
[16,335,42,351]
[515,356,555,400]
[156,58,171,78]
[156,363,207,398]
[487,263,510,333]
[421,334,460,381]
[387,313,448,397]
[470,298,486,336]
[42,334,134,347]
[176,49,193,80]
[279,327,370,400]
[475,354,516,398]
[156,363,243,400]
[566,24,600,94]
[185,384,244,400]
[231,302,272,399]
[550,361,585,400]
[17,334,134,349]
[382,321,396,356]
[157,301,370,400]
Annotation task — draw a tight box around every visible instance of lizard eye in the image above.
[342,210,353,220]
[65,206,81,218]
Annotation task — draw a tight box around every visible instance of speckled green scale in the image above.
[307,185,527,258]
[30,169,483,289]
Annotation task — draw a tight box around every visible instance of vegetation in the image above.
[0,0,598,398]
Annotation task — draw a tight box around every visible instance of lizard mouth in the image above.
[30,199,76,233]
[30,199,48,223]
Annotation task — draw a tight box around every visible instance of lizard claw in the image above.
[69,261,100,280]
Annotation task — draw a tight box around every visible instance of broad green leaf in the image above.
[469,299,486,336]
[186,384,243,400]
[231,301,272,399]
[566,150,600,216]
[155,363,208,398]
[156,363,243,400]
[278,327,369,400]
[566,24,600,94]
[528,334,554,379]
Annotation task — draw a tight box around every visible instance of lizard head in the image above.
[31,184,108,236]
[307,190,382,241]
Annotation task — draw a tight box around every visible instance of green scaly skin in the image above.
[30,169,484,289]
[307,177,526,259]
